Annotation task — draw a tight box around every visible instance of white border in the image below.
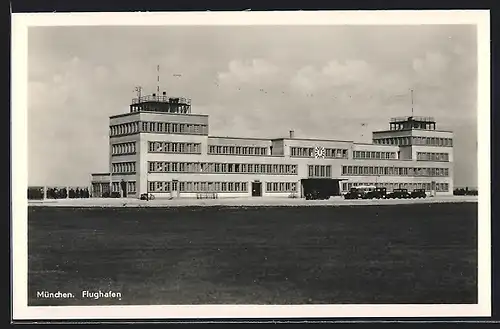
[12,10,491,320]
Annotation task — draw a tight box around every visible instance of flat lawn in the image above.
[28,203,478,305]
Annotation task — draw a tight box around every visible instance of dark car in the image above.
[410,189,427,198]
[387,188,411,199]
[140,193,155,200]
[344,188,363,200]
[363,187,387,199]
[306,190,330,200]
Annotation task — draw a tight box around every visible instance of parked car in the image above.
[363,187,387,199]
[306,190,329,200]
[344,188,363,199]
[344,185,378,200]
[140,193,155,200]
[387,188,411,199]
[410,189,427,198]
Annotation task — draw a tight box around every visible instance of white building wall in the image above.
[109,113,140,125]
[138,112,208,125]
[373,129,453,139]
[398,146,413,160]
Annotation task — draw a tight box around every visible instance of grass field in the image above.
[28,203,478,306]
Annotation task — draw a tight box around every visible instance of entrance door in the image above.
[120,180,127,198]
[171,180,180,198]
[251,182,262,197]
[102,183,110,197]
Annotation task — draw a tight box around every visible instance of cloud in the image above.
[218,59,280,85]
[412,51,450,88]
[28,57,120,186]
[26,26,478,188]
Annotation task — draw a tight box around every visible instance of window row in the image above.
[341,182,449,192]
[417,152,449,162]
[111,142,137,155]
[342,165,449,177]
[373,136,453,147]
[266,182,298,193]
[148,141,201,154]
[110,122,139,136]
[148,181,248,193]
[208,145,268,156]
[308,165,332,178]
[112,162,136,174]
[290,147,348,159]
[353,150,397,160]
[110,121,210,137]
[111,181,137,193]
[148,162,298,175]
[140,121,208,135]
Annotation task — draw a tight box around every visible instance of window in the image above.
[308,165,331,178]
[113,161,136,173]
[209,144,270,156]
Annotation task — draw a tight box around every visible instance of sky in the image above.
[27,25,478,188]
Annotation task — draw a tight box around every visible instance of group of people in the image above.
[27,187,91,200]
[453,188,478,196]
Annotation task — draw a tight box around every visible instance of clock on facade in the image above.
[314,146,326,159]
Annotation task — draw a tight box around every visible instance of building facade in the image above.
[91,92,454,199]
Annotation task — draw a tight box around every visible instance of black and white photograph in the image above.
[12,10,490,320]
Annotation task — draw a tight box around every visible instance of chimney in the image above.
[289,130,295,139]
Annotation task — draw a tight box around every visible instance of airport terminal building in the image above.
[90,91,454,199]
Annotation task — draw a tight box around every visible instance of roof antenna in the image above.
[410,88,414,117]
[156,65,160,94]
[134,86,142,99]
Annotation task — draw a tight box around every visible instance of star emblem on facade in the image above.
[314,146,325,159]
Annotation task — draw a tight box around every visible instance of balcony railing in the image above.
[390,116,435,123]
[132,95,191,105]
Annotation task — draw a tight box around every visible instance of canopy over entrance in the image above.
[301,178,346,200]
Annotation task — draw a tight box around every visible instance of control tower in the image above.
[129,91,191,114]
[372,116,453,156]
[389,116,436,131]
[371,115,454,195]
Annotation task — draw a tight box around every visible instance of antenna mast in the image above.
[410,89,414,117]
[134,86,142,99]
[157,65,160,93]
